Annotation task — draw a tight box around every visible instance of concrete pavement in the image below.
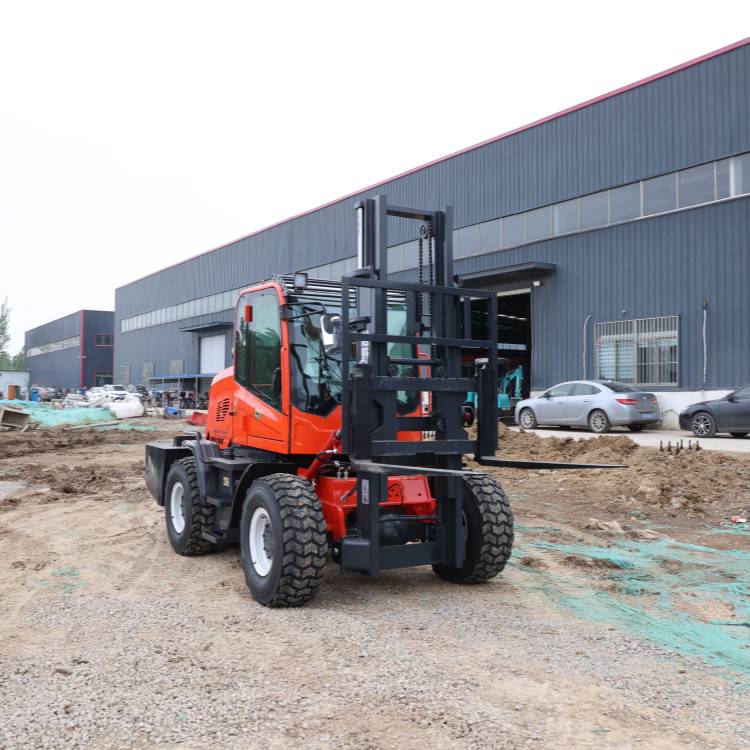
[509,425,750,454]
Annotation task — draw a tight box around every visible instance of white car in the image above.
[102,384,129,401]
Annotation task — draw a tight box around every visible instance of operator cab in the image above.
[207,275,419,453]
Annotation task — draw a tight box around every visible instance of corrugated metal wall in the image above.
[115,42,750,390]
[24,310,81,389]
[392,198,749,390]
[82,311,114,386]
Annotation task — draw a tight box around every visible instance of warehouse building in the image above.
[25,310,114,390]
[115,39,750,427]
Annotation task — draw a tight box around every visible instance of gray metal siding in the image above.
[25,311,82,390]
[116,43,750,318]
[437,197,749,391]
[113,43,750,392]
[82,311,114,385]
[25,311,80,349]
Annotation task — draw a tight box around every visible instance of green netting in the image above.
[711,525,750,536]
[512,532,750,682]
[0,399,115,426]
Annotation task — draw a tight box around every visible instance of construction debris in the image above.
[0,404,32,431]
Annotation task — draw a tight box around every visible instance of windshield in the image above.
[289,305,342,417]
[287,302,420,418]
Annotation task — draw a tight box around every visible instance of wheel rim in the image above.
[170,482,186,534]
[692,414,712,436]
[520,410,534,428]
[590,412,606,431]
[249,508,274,577]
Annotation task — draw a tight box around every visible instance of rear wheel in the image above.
[165,457,217,555]
[518,408,537,429]
[433,474,514,584]
[730,432,748,438]
[691,412,716,438]
[588,409,611,434]
[240,473,328,607]
[628,424,646,432]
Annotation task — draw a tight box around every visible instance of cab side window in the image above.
[235,290,282,407]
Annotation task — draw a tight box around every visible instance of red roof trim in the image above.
[119,35,750,290]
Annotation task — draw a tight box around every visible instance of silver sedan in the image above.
[514,380,660,433]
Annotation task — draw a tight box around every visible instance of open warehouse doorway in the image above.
[460,285,533,420]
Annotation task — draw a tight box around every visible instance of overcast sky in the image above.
[0,1,746,352]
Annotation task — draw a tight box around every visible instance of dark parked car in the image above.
[679,385,750,438]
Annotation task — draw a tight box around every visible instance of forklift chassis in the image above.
[145,195,621,605]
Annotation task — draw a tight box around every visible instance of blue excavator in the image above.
[463,357,524,422]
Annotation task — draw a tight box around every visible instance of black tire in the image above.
[691,411,716,438]
[730,432,748,438]
[165,457,217,556]
[628,424,646,432]
[240,473,328,607]
[433,473,514,584]
[588,409,611,434]
[518,407,538,429]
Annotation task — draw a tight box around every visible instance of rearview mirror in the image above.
[728,395,739,403]
[321,313,342,352]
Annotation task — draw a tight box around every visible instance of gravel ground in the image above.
[1,424,749,749]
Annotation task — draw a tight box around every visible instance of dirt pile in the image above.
[492,424,750,510]
[0,425,174,459]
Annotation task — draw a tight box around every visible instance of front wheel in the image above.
[588,409,611,434]
[518,408,538,429]
[691,412,716,438]
[240,473,328,607]
[433,474,514,584]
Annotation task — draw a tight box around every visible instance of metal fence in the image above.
[595,316,679,386]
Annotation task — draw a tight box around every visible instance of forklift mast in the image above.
[338,195,500,575]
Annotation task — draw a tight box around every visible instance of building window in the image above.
[678,163,715,208]
[94,371,113,387]
[579,191,609,230]
[595,316,679,386]
[526,206,552,242]
[642,173,677,216]
[552,199,578,234]
[502,213,526,248]
[168,359,185,375]
[95,334,113,346]
[119,365,130,385]
[610,183,641,223]
[142,361,155,381]
[26,335,80,358]
[454,225,480,258]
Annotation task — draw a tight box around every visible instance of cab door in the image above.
[233,286,289,453]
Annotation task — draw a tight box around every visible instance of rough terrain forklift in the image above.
[145,196,614,606]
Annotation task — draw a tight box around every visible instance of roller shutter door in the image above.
[199,334,226,374]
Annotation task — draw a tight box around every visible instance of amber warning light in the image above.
[244,305,253,323]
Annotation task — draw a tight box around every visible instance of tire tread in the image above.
[245,473,328,607]
[172,457,217,556]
